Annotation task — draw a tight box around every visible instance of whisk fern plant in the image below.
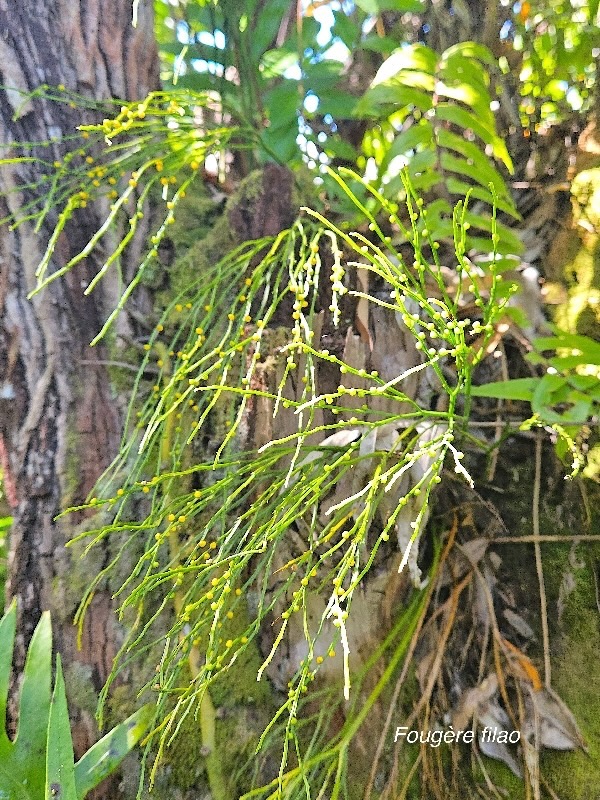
[70,183,509,794]
[4,92,515,797]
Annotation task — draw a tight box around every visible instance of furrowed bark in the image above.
[0,0,159,777]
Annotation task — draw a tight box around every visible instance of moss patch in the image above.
[538,528,600,797]
[549,167,600,337]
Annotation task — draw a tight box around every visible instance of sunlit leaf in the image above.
[441,41,496,65]
[372,44,437,82]
[355,0,424,13]
[440,53,491,94]
[261,48,299,78]
[356,84,433,116]
[435,104,513,170]
[436,80,494,128]
[544,79,568,101]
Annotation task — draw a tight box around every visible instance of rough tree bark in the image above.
[0,0,159,775]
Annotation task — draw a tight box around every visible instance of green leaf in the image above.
[435,104,513,171]
[46,655,78,800]
[264,81,300,129]
[567,375,600,399]
[332,11,360,49]
[532,374,566,405]
[355,0,424,13]
[407,149,437,175]
[441,41,496,66]
[470,378,538,401]
[261,48,299,78]
[323,136,359,162]
[0,608,52,796]
[261,122,300,164]
[250,0,294,59]
[13,610,52,797]
[169,72,219,92]
[409,170,443,192]
[533,332,600,364]
[440,151,509,203]
[318,91,358,119]
[558,398,593,424]
[418,199,454,239]
[185,4,218,30]
[373,44,437,79]
[287,16,320,54]
[546,356,600,371]
[0,600,16,751]
[435,128,514,204]
[155,41,198,56]
[435,81,494,129]
[466,234,521,256]
[462,212,523,252]
[357,84,433,116]
[531,374,594,424]
[422,198,453,217]
[0,762,33,800]
[0,605,147,799]
[360,33,398,55]
[74,705,154,799]
[445,177,518,218]
[381,121,434,171]
[441,55,491,100]
[304,60,345,93]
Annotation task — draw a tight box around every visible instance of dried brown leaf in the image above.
[452,673,499,730]
[525,686,587,752]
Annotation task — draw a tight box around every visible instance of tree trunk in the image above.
[0,0,159,777]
